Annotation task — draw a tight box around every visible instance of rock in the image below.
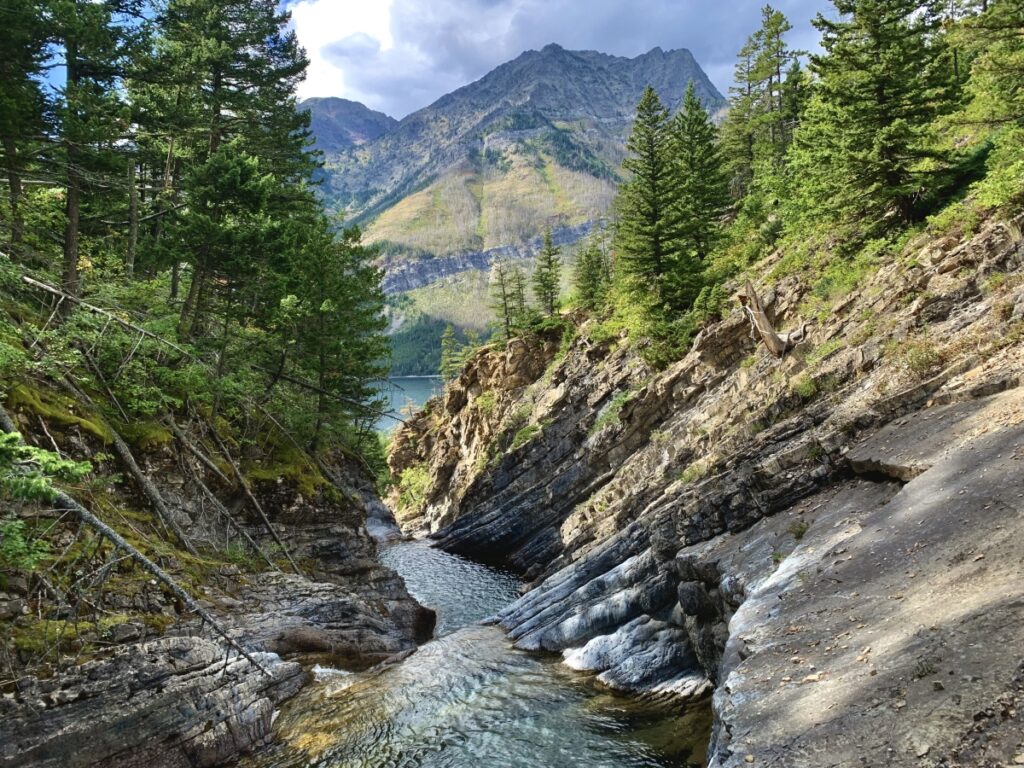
[106,623,142,643]
[0,637,305,768]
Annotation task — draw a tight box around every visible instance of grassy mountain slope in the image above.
[309,44,724,257]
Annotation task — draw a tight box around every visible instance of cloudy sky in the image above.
[286,0,834,119]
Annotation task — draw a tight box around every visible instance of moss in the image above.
[6,383,113,444]
[245,443,328,499]
[118,420,173,451]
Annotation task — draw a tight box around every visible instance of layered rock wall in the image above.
[389,213,1024,765]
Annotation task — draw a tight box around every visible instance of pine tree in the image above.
[720,6,801,197]
[532,230,561,316]
[791,0,956,231]
[573,238,611,312]
[671,84,731,263]
[614,86,679,308]
[0,0,49,252]
[291,225,388,450]
[490,259,515,339]
[439,324,462,381]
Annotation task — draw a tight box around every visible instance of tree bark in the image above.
[126,160,139,277]
[3,134,24,250]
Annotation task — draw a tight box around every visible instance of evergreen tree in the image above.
[489,259,515,339]
[614,86,679,308]
[573,238,611,311]
[508,261,530,327]
[532,230,561,316]
[791,0,955,231]
[439,324,462,381]
[291,225,388,450]
[0,0,48,252]
[720,5,801,197]
[670,83,731,265]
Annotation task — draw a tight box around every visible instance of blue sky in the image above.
[285,0,834,118]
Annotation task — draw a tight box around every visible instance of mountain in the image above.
[303,97,398,155]
[307,45,725,264]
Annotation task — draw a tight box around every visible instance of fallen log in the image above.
[0,405,269,676]
[737,280,807,358]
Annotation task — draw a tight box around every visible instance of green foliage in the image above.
[509,423,542,451]
[789,1,956,235]
[589,389,633,436]
[0,518,49,572]
[0,432,91,503]
[397,464,431,512]
[572,236,612,311]
[787,520,810,541]
[532,230,562,317]
[790,375,817,400]
[888,338,945,378]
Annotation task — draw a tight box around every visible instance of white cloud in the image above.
[290,0,395,102]
[288,0,832,119]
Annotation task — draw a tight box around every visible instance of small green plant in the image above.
[679,461,707,485]
[771,551,784,565]
[788,520,810,541]
[509,423,541,451]
[0,518,49,571]
[982,272,1006,294]
[888,338,944,378]
[806,338,844,367]
[589,389,633,435]
[791,375,818,400]
[475,390,497,414]
[740,354,757,369]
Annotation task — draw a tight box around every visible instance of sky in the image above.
[286,0,835,119]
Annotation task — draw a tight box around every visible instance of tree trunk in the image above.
[3,134,24,250]
[60,38,81,320]
[126,160,139,277]
[178,265,205,338]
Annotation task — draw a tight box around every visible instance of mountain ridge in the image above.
[306,44,725,259]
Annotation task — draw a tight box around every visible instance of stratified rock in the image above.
[0,637,305,768]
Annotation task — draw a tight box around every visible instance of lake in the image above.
[376,376,443,432]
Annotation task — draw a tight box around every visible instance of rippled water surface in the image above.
[246,540,710,768]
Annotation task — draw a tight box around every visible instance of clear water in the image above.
[376,377,442,433]
[244,541,710,768]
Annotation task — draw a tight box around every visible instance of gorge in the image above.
[3,1,1024,766]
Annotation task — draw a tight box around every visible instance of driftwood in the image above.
[737,280,807,358]
[0,405,268,676]
[208,431,302,576]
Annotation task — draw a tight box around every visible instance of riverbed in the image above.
[244,540,709,767]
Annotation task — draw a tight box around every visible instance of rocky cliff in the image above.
[0,394,432,767]
[388,212,1024,766]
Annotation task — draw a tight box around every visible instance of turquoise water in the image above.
[244,541,711,768]
[376,377,443,432]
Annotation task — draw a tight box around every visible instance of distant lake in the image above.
[376,376,443,433]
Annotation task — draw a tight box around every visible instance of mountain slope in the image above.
[310,45,725,258]
[303,96,398,155]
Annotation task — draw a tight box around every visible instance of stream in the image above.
[245,540,710,768]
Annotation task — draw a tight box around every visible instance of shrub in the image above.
[589,389,633,435]
[397,465,431,512]
[787,520,810,541]
[0,518,49,571]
